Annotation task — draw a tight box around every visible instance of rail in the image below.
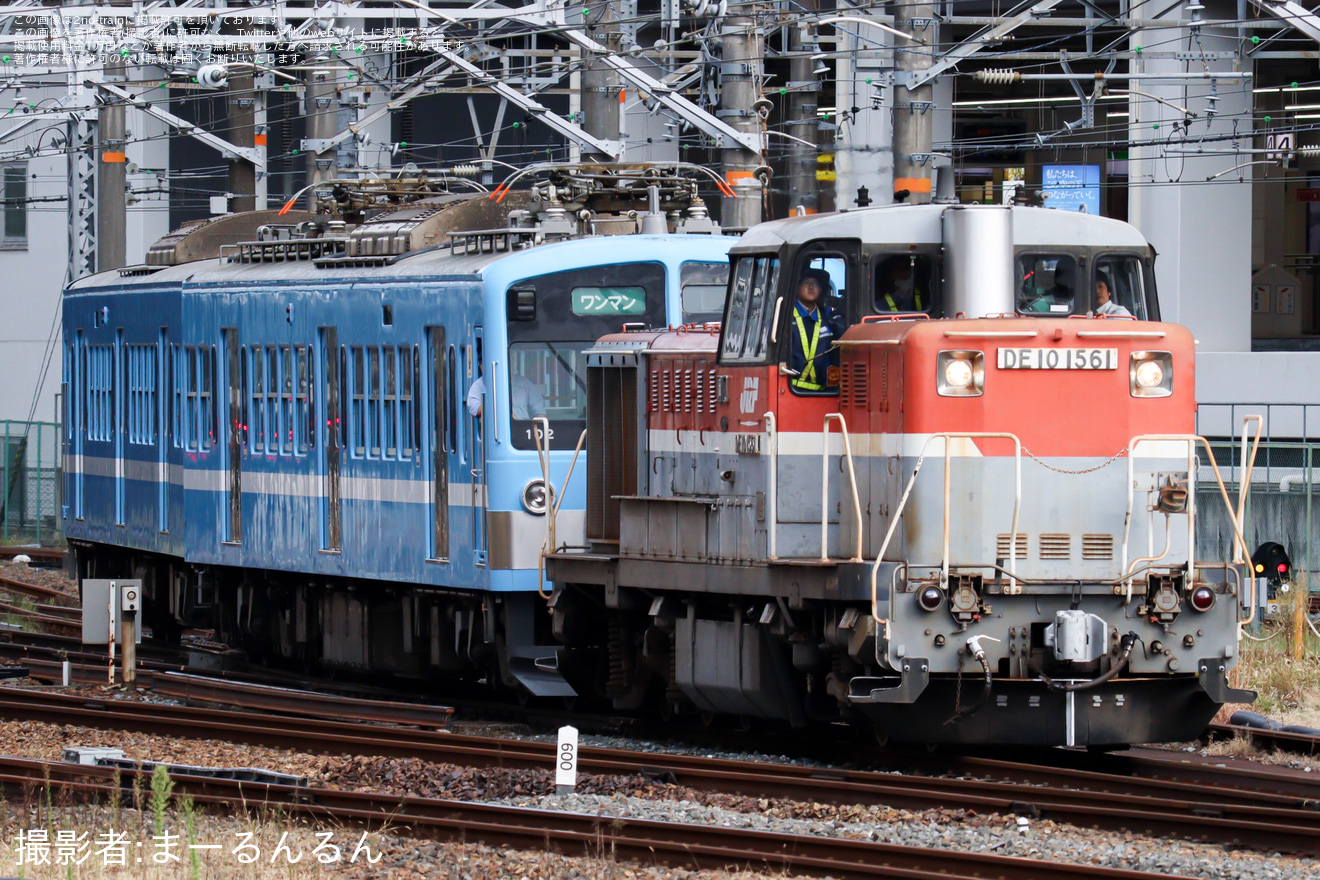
[819,414,862,562]
[869,432,1023,625]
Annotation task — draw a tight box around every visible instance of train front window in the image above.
[506,261,667,450]
[1094,255,1149,320]
[1017,254,1078,316]
[875,254,934,313]
[680,261,729,325]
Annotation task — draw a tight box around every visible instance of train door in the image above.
[469,329,486,567]
[222,328,241,543]
[426,326,449,560]
[318,326,341,551]
[114,328,125,526]
[776,242,860,544]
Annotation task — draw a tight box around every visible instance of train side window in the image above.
[446,344,457,454]
[875,254,934,314]
[265,347,279,454]
[680,261,729,325]
[280,346,294,454]
[296,345,311,455]
[248,346,264,453]
[1093,255,1148,320]
[411,346,421,460]
[1017,254,1078,315]
[720,255,780,363]
[368,346,382,458]
[384,347,397,458]
[351,346,366,458]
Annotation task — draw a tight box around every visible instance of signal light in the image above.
[1251,542,1291,587]
[1278,563,1288,574]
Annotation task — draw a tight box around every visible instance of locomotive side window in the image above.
[787,255,846,395]
[680,261,729,325]
[720,255,780,363]
[1093,255,1149,320]
[875,254,934,314]
[1017,254,1079,315]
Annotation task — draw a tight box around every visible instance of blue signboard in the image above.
[1042,165,1101,214]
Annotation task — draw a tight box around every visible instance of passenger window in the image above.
[787,256,848,395]
[875,255,934,313]
[1093,256,1148,320]
[1016,254,1078,315]
[720,256,780,363]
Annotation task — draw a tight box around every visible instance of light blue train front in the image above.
[62,188,732,695]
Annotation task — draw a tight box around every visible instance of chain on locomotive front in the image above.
[546,203,1257,747]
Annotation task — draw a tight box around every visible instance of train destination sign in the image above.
[997,348,1119,370]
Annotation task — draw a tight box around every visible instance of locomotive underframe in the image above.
[68,539,564,694]
[546,551,1252,744]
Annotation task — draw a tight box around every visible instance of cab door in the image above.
[469,329,486,567]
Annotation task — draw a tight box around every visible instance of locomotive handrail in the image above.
[820,414,863,563]
[764,412,778,561]
[1119,430,1258,613]
[491,361,501,443]
[1074,330,1167,338]
[941,329,1039,338]
[869,432,1023,626]
[533,416,588,601]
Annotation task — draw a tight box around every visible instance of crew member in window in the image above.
[466,371,547,419]
[1022,258,1076,313]
[1094,273,1132,317]
[790,268,844,392]
[878,257,925,312]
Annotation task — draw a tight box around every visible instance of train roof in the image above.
[731,204,1151,253]
[65,233,736,293]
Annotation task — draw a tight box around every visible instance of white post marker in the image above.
[555,725,578,797]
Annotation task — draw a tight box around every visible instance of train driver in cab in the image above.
[790,267,845,392]
[877,256,926,312]
[1094,272,1132,317]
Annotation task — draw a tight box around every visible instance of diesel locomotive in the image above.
[546,202,1258,746]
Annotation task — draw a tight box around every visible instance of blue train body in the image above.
[63,225,731,691]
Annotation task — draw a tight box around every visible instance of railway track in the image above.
[0,753,1214,880]
[0,686,1315,855]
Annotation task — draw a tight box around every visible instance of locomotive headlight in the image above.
[936,351,984,397]
[1130,351,1173,398]
[521,479,552,515]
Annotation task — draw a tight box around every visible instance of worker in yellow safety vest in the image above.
[790,268,842,392]
[878,258,924,312]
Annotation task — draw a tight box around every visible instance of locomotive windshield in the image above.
[1017,252,1151,318]
[507,261,667,450]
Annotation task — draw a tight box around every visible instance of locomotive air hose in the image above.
[1029,633,1138,693]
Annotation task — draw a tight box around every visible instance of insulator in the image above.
[975,69,1022,85]
[1293,146,1320,158]
[445,164,481,176]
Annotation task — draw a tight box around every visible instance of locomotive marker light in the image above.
[916,585,944,611]
[1189,585,1216,612]
[555,725,578,797]
[522,478,552,515]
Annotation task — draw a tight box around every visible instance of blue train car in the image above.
[63,178,732,695]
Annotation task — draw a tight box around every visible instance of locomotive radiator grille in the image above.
[695,367,705,413]
[1040,534,1072,560]
[997,533,1028,559]
[1082,534,1115,560]
[648,369,660,413]
[682,368,692,412]
[708,369,719,413]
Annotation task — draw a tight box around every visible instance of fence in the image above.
[0,421,61,545]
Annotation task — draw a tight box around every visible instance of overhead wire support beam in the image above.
[562,29,763,154]
[93,81,263,167]
[904,0,1067,90]
[430,47,623,159]
[1247,0,1320,44]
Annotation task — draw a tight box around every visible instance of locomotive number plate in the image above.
[997,348,1118,370]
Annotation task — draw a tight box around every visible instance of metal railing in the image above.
[820,414,862,563]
